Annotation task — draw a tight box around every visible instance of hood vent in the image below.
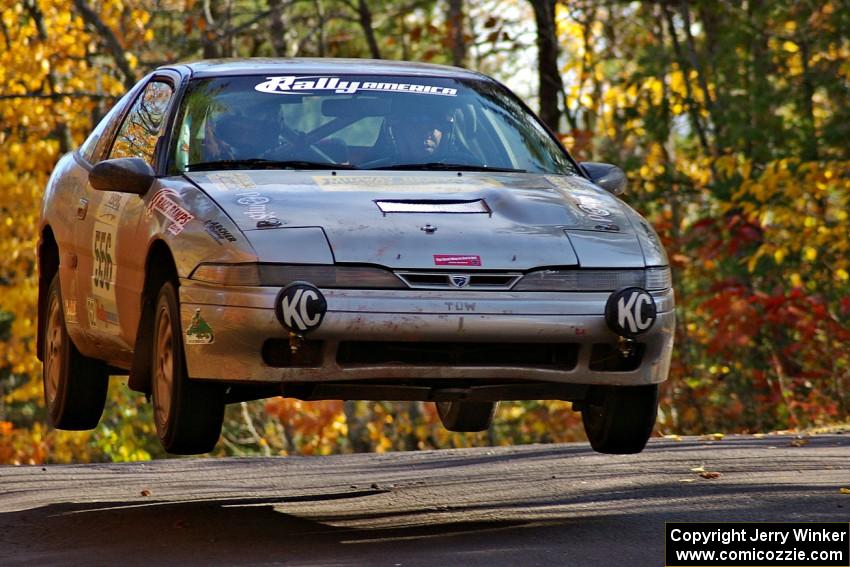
[375,199,491,214]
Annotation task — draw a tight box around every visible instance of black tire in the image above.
[436,401,496,432]
[581,384,659,454]
[42,273,109,430]
[151,281,224,455]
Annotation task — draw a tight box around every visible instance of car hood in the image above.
[185,170,646,270]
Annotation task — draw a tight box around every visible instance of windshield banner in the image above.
[255,76,457,97]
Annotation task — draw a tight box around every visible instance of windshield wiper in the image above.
[186,159,356,171]
[368,162,526,173]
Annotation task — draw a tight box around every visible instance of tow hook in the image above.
[617,336,636,358]
[289,332,304,354]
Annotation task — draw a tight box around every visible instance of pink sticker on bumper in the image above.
[434,254,482,266]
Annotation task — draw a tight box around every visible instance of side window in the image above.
[109,80,174,165]
[79,86,140,164]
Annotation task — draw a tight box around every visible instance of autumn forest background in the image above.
[1,0,849,463]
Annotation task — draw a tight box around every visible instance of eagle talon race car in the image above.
[38,59,674,455]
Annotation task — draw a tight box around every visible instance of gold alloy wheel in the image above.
[153,303,174,434]
[44,294,63,406]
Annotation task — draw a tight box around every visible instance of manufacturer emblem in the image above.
[275,281,327,333]
[605,287,657,337]
[450,275,470,288]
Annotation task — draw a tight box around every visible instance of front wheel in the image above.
[42,273,109,430]
[436,401,496,432]
[581,384,658,454]
[151,281,224,454]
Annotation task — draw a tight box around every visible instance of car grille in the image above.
[337,341,579,369]
[394,271,522,290]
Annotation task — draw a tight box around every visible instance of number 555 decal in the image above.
[89,194,128,333]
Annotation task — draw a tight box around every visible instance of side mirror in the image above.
[581,162,627,195]
[89,157,155,195]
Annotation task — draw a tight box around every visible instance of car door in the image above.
[73,76,178,367]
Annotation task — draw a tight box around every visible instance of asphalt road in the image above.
[0,433,848,566]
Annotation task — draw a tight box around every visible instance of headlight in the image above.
[191,263,261,286]
[191,263,405,288]
[513,267,671,291]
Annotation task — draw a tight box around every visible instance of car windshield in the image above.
[169,74,577,175]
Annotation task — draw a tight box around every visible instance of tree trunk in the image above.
[28,0,75,152]
[343,401,371,452]
[315,0,327,57]
[661,2,712,157]
[268,0,288,56]
[447,0,466,67]
[358,0,382,59]
[530,0,563,132]
[202,0,234,58]
[71,0,137,91]
[799,38,818,161]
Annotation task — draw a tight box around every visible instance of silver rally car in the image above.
[38,59,674,455]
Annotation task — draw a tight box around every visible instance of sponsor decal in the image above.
[275,282,327,333]
[434,254,481,267]
[449,275,470,288]
[255,76,458,97]
[96,301,118,326]
[185,309,215,345]
[235,191,278,221]
[146,188,195,235]
[206,172,256,191]
[577,202,612,220]
[102,193,122,212]
[546,175,617,222]
[204,220,238,245]
[85,297,119,329]
[604,287,657,337]
[314,174,494,192]
[64,299,78,324]
[86,298,96,328]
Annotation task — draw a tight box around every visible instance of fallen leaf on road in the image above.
[690,465,706,473]
[840,488,850,495]
[664,434,682,441]
[140,489,151,497]
[679,478,697,483]
[700,471,722,479]
[789,437,810,447]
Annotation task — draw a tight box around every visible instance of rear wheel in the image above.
[42,273,109,430]
[436,401,496,432]
[581,384,658,454]
[152,281,224,454]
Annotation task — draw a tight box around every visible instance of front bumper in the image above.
[179,279,675,388]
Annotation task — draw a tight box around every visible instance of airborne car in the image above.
[38,59,674,455]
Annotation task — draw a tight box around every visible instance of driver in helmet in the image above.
[385,103,456,162]
[203,112,279,161]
